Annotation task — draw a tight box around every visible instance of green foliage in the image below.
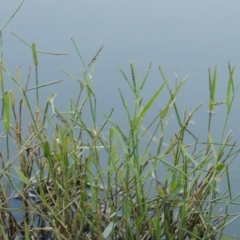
[3,91,10,132]
[0,3,240,240]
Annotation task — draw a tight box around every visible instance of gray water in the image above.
[1,0,240,237]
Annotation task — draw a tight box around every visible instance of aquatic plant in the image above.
[0,2,240,240]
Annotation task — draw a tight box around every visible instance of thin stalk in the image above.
[0,0,24,31]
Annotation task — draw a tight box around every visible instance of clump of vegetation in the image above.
[0,2,240,240]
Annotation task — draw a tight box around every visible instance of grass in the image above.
[0,2,240,240]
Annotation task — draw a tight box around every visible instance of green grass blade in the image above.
[0,0,24,31]
[12,166,30,186]
[135,82,165,129]
[3,91,10,132]
[71,38,86,68]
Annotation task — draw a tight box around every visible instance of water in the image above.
[1,0,240,237]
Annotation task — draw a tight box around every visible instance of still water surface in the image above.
[1,0,240,237]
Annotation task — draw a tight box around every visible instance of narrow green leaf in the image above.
[71,37,86,67]
[13,166,30,185]
[3,91,10,132]
[208,68,212,111]
[160,104,170,119]
[159,67,188,118]
[24,221,30,240]
[0,0,24,31]
[208,133,217,160]
[135,82,165,128]
[85,154,92,183]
